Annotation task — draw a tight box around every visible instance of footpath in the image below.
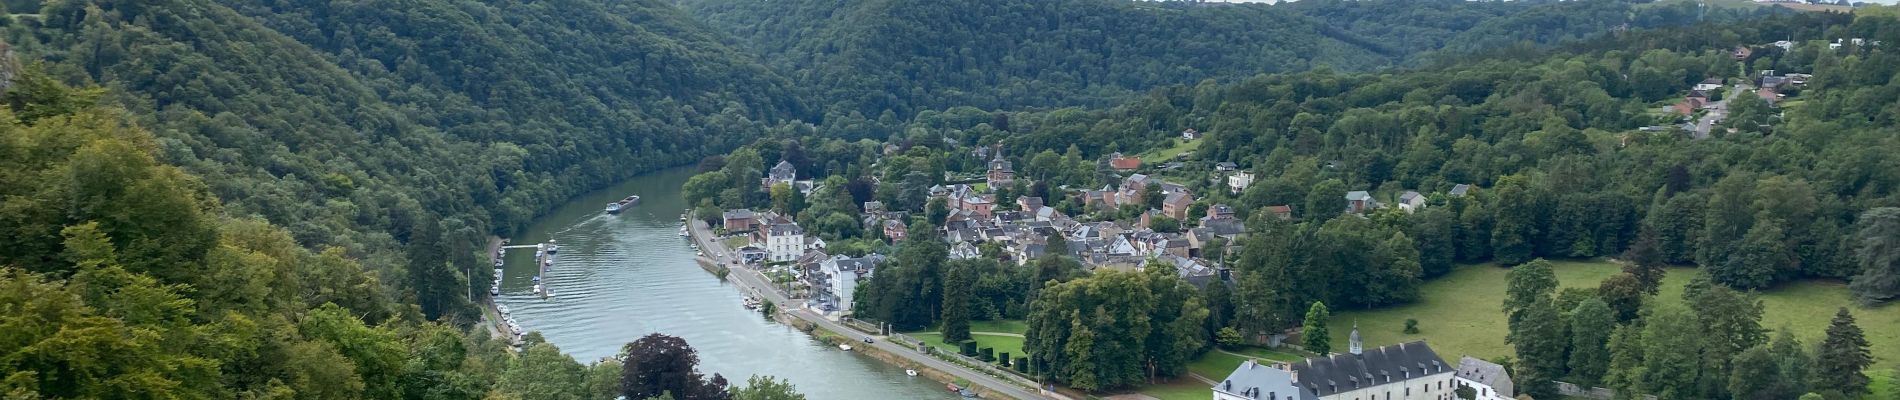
[684,215,1059,400]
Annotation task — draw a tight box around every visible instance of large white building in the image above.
[1287,327,1455,400]
[811,254,879,315]
[1215,360,1314,400]
[1452,356,1514,400]
[765,222,806,262]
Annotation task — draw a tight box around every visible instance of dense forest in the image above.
[2,0,805,321]
[680,0,1788,119]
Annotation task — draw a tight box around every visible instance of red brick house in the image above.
[1267,205,1293,221]
[1108,153,1142,172]
[882,219,908,242]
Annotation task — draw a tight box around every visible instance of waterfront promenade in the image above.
[683,214,1057,400]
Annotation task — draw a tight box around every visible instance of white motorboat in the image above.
[906,370,918,377]
[838,344,852,351]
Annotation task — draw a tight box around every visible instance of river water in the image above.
[495,166,955,399]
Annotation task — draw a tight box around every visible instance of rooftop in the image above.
[1290,341,1448,397]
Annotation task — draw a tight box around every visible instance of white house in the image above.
[1453,356,1514,400]
[1228,172,1255,194]
[1397,191,1426,213]
[812,254,878,315]
[1288,327,1455,400]
[1215,360,1314,400]
[765,222,806,262]
[767,160,796,188]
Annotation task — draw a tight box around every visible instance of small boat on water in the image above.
[533,283,544,295]
[838,344,852,351]
[543,289,555,299]
[497,305,510,315]
[490,286,499,296]
[906,369,918,377]
[545,240,558,254]
[605,195,641,214]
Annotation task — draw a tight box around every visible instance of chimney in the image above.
[1223,380,1232,392]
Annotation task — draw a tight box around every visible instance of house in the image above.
[1671,98,1703,116]
[1758,87,1782,105]
[950,241,981,260]
[1397,191,1426,213]
[1732,46,1753,61]
[1163,192,1194,219]
[1448,184,1472,198]
[1694,77,1725,92]
[735,246,767,264]
[1345,191,1376,214]
[1203,204,1237,222]
[1216,162,1239,172]
[1266,205,1294,221]
[765,223,806,262]
[1082,187,1119,209]
[1228,172,1255,194]
[1215,360,1311,400]
[1453,356,1514,400]
[723,209,759,232]
[1182,128,1203,140]
[1109,153,1142,172]
[810,254,880,315]
[987,158,1015,187]
[1761,75,1791,90]
[1288,330,1453,400]
[767,160,797,188]
[862,201,884,214]
[883,219,908,242]
[1017,196,1045,212]
[1774,40,1793,51]
[1686,90,1710,104]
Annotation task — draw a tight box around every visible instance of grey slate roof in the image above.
[1456,356,1514,398]
[1216,360,1315,400]
[768,223,805,236]
[1290,341,1449,397]
[1345,191,1372,201]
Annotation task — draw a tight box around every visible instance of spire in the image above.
[1348,322,1363,355]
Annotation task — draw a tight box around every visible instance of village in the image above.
[698,130,1531,400]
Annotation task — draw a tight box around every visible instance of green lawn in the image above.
[1140,139,1201,163]
[970,319,1028,334]
[1326,259,1900,371]
[908,332,1027,360]
[721,236,748,249]
[1188,351,1256,380]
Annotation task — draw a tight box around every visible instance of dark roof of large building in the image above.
[1290,341,1449,397]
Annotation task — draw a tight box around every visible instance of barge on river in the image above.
[604,195,641,214]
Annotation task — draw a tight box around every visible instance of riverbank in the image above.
[682,209,1057,400]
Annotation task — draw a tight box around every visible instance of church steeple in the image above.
[1348,322,1363,355]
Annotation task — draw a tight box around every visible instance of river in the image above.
[495,166,956,399]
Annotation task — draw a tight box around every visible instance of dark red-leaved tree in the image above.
[621,333,730,400]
